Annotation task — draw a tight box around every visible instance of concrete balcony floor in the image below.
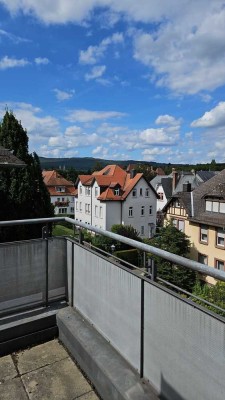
[0,339,100,400]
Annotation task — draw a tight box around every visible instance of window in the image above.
[175,199,180,207]
[114,188,120,195]
[79,202,82,212]
[59,208,67,214]
[141,206,145,216]
[200,225,208,243]
[80,186,82,195]
[88,204,90,214]
[216,228,225,248]
[76,202,78,210]
[95,187,98,197]
[132,189,137,197]
[198,253,208,265]
[215,259,225,271]
[140,188,143,196]
[206,200,225,213]
[99,206,103,218]
[57,197,60,201]
[85,187,91,196]
[70,207,74,213]
[85,203,88,213]
[172,218,185,232]
[62,197,65,202]
[149,205,152,215]
[141,226,144,235]
[145,188,149,197]
[158,192,164,201]
[129,207,133,217]
[56,186,65,192]
[95,206,98,217]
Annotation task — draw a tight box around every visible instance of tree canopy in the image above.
[0,110,54,241]
[148,222,196,292]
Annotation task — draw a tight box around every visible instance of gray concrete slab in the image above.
[0,377,27,400]
[0,355,17,383]
[22,357,94,400]
[0,340,100,400]
[16,339,68,374]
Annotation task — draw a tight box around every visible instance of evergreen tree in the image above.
[148,222,196,292]
[0,110,54,241]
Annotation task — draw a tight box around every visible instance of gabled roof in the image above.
[77,164,157,201]
[42,170,76,196]
[0,146,26,168]
[163,169,225,227]
[196,170,217,183]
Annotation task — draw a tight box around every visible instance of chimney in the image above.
[130,169,137,179]
[183,181,192,192]
[172,168,178,191]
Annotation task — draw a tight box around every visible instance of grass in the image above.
[52,224,75,237]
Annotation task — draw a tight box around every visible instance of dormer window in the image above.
[206,200,225,213]
[56,186,65,192]
[132,189,137,197]
[114,188,120,196]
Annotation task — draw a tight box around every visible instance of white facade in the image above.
[75,177,157,238]
[50,192,75,215]
[155,183,168,211]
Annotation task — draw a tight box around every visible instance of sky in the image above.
[0,1,225,164]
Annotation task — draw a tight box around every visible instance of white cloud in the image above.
[79,32,123,65]
[0,29,30,43]
[65,109,126,123]
[85,65,106,81]
[139,127,179,146]
[34,57,49,65]
[92,145,108,156]
[155,114,181,126]
[0,56,30,70]
[65,126,82,136]
[142,147,171,161]
[191,102,225,128]
[53,88,75,101]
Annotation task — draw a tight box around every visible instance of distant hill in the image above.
[39,156,159,171]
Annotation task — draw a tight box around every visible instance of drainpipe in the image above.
[191,191,194,217]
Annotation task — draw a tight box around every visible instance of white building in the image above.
[42,170,76,216]
[75,165,158,238]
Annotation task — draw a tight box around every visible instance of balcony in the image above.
[0,217,225,400]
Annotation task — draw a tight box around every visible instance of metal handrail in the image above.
[0,216,225,282]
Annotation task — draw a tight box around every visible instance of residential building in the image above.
[42,170,76,216]
[163,169,225,283]
[75,164,158,238]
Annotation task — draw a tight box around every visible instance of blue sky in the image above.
[0,1,225,164]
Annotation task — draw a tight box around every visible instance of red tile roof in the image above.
[77,164,156,201]
[42,170,76,196]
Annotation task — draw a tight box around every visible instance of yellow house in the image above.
[163,170,225,284]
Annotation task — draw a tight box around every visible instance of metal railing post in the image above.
[42,224,49,307]
[140,278,144,378]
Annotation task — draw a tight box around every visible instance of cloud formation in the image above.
[0,55,30,69]
[191,102,225,128]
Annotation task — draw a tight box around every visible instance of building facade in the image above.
[42,170,76,216]
[75,165,158,238]
[163,169,225,283]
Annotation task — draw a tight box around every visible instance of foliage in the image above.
[92,234,116,251]
[114,248,141,268]
[55,167,78,183]
[111,224,142,242]
[192,281,225,316]
[148,222,196,292]
[0,110,54,241]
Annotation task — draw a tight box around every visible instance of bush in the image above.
[114,249,142,267]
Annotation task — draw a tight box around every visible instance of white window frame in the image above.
[141,206,145,216]
[200,224,208,243]
[216,228,225,248]
[129,207,133,217]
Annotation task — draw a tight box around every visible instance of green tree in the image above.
[148,222,196,291]
[92,224,142,252]
[0,110,54,241]
[192,281,225,316]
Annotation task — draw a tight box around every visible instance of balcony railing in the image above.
[0,216,225,400]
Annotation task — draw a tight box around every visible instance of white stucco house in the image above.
[75,164,158,238]
[42,170,76,216]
